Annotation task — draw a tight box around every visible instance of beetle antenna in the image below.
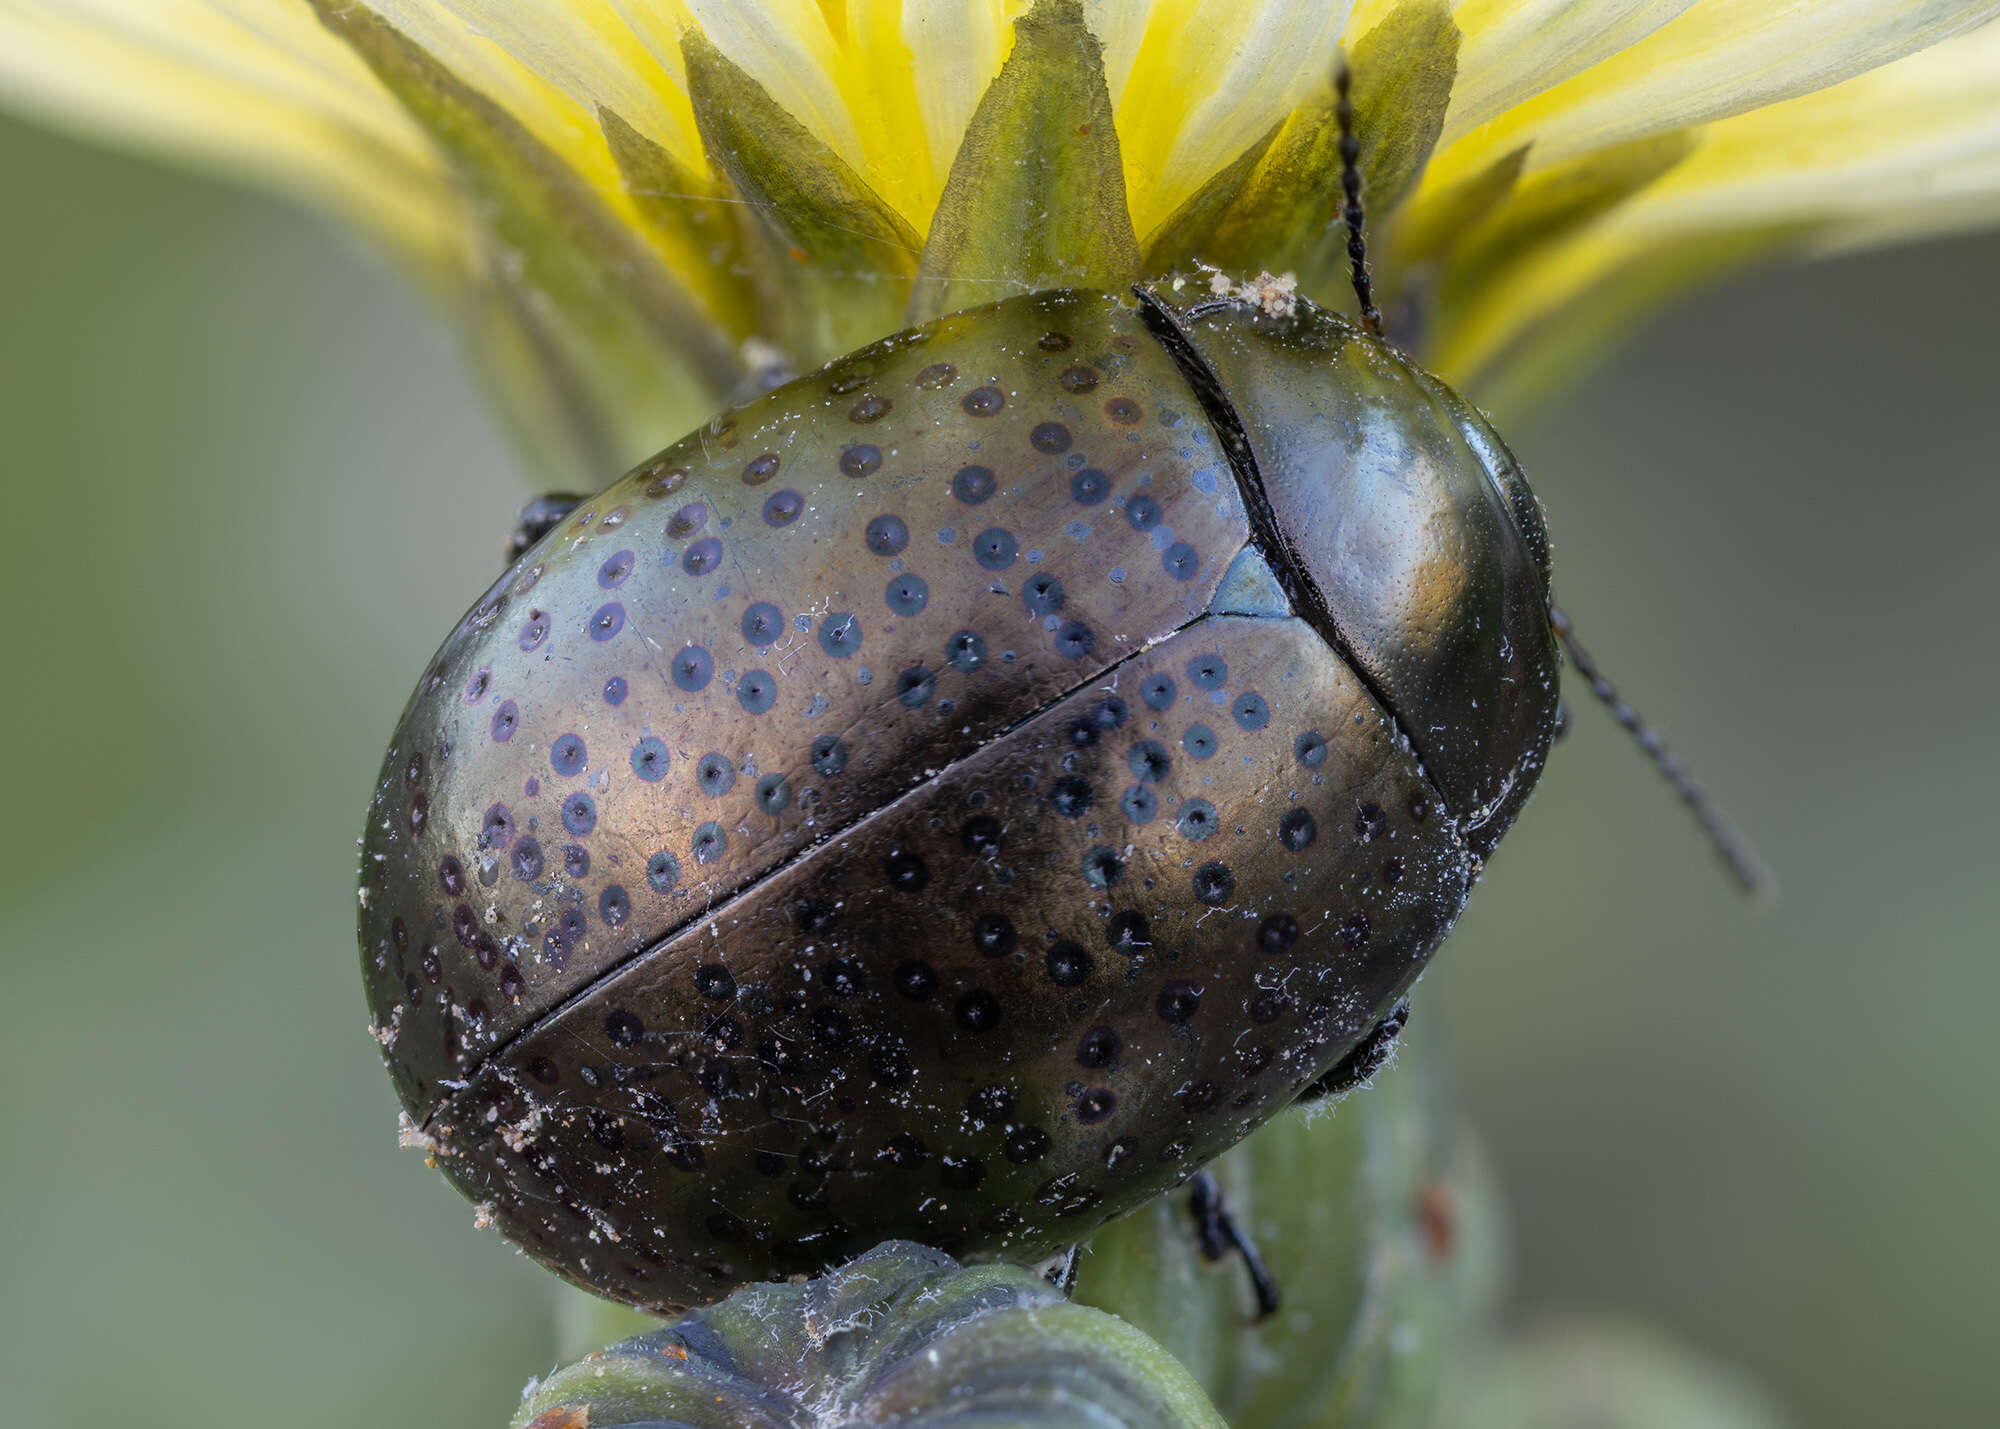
[1334,56,1384,338]
[1549,606,1773,901]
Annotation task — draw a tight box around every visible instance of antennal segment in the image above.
[1549,605,1774,901]
[1333,56,1384,338]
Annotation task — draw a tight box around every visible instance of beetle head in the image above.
[1138,288,1559,858]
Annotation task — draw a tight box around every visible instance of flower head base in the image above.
[4,2,1999,477]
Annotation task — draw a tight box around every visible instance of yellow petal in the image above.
[1605,18,2000,243]
[1435,21,2000,387]
[1112,0,1355,237]
[603,2,948,220]
[345,4,764,335]
[387,6,753,325]
[9,0,2000,477]
[674,0,866,186]
[315,1,741,455]
[1145,0,1459,279]
[1431,0,2000,191]
[1080,0,1153,97]
[601,0,696,98]
[363,2,606,160]
[898,0,1018,187]
[403,0,705,166]
[1444,0,1695,141]
[809,2,928,223]
[680,26,920,358]
[0,0,464,266]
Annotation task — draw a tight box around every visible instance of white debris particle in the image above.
[397,1112,439,1157]
[370,1006,403,1049]
[498,1099,547,1154]
[1213,268,1299,317]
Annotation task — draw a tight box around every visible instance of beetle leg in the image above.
[1298,998,1411,1103]
[504,492,587,565]
[1043,1244,1083,1298]
[1188,1171,1282,1320]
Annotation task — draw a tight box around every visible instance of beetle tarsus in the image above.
[1188,1171,1282,1320]
[505,492,587,565]
[1045,1244,1082,1298]
[1299,999,1410,1103]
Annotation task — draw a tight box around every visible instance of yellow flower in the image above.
[4,1,1998,478]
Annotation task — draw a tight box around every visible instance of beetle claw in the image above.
[1043,1244,1083,1298]
[504,492,587,565]
[1188,1171,1281,1320]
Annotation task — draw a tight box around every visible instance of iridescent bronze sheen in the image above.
[358,286,1557,1310]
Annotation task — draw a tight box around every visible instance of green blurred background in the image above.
[2,110,1994,1428]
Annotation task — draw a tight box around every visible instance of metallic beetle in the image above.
[357,283,1557,1311]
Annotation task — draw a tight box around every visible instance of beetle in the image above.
[357,93,1761,1314]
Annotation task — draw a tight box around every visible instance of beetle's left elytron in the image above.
[358,273,1565,1311]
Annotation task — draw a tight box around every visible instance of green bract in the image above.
[9,4,2000,484]
[511,1241,1222,1429]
